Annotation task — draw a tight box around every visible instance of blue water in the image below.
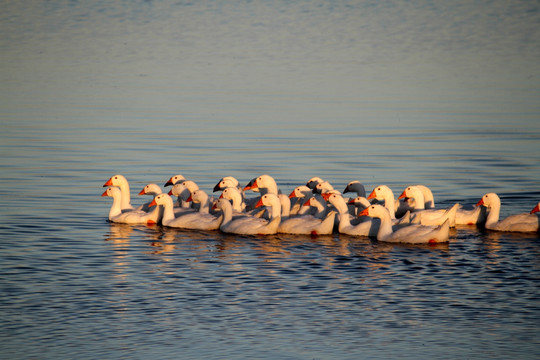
[1,1,540,359]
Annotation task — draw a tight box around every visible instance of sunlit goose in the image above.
[314,181,334,194]
[454,203,487,226]
[343,181,367,198]
[322,192,379,236]
[164,174,186,187]
[137,183,163,212]
[359,205,450,244]
[303,194,329,219]
[102,187,161,225]
[219,187,246,212]
[187,189,212,214]
[278,209,336,235]
[150,193,222,231]
[306,176,324,190]
[368,185,398,219]
[398,186,459,227]
[213,176,240,192]
[347,196,371,215]
[103,174,133,211]
[476,193,539,232]
[213,195,281,235]
[168,183,196,215]
[289,185,315,216]
[244,174,288,212]
[164,174,187,187]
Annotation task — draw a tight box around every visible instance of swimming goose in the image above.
[103,174,134,211]
[322,192,379,236]
[398,186,458,227]
[150,192,222,231]
[476,193,539,232]
[359,205,450,244]
[102,186,161,225]
[213,194,281,235]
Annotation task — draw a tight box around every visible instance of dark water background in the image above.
[1,1,539,359]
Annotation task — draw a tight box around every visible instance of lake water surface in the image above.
[1,1,540,359]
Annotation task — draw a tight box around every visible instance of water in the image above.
[1,1,540,359]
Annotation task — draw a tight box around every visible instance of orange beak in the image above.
[397,190,407,200]
[149,198,157,207]
[476,198,485,207]
[103,178,113,187]
[321,193,332,201]
[367,190,376,200]
[167,190,173,196]
[138,188,146,195]
[347,198,356,205]
[358,208,369,216]
[531,204,540,214]
[288,190,297,198]
[243,179,258,191]
[219,193,225,199]
[186,195,193,202]
[101,189,108,197]
[255,197,264,208]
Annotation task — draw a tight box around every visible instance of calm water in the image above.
[1,1,540,359]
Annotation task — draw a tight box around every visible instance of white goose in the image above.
[213,194,281,235]
[103,174,133,211]
[278,209,336,235]
[393,184,434,217]
[322,192,379,237]
[164,174,187,187]
[289,185,316,216]
[219,187,246,212]
[454,203,487,226]
[314,181,334,194]
[243,174,289,213]
[476,193,539,232]
[102,186,161,225]
[137,183,163,212]
[398,185,459,227]
[347,196,371,216]
[368,185,398,219]
[213,176,241,192]
[150,192,222,231]
[168,183,196,214]
[359,205,450,244]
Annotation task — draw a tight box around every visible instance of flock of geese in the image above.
[102,174,540,244]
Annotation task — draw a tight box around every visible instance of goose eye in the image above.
[377,187,381,191]
[114,176,118,180]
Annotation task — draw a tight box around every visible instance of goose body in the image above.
[278,210,336,235]
[102,186,161,225]
[213,195,280,235]
[477,193,539,232]
[323,192,379,236]
[399,186,458,227]
[168,184,197,214]
[103,174,133,211]
[359,205,450,244]
[454,204,487,225]
[151,192,222,231]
